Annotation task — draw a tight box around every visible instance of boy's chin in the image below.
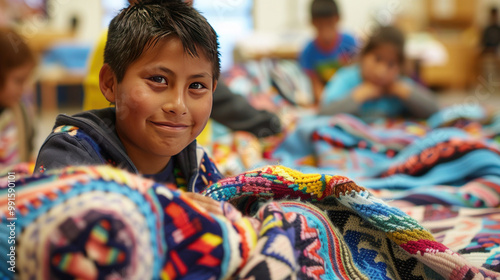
[319,38,336,46]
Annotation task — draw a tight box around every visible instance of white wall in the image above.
[253,0,420,36]
[47,0,103,43]
[253,0,500,36]
[253,1,292,32]
[41,0,499,43]
[339,0,424,36]
[253,0,448,38]
[195,0,254,71]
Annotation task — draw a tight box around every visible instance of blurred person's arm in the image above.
[387,79,439,119]
[318,66,364,116]
[318,94,358,116]
[211,80,282,137]
[308,72,324,105]
[318,82,382,116]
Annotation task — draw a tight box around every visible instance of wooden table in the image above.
[37,68,85,112]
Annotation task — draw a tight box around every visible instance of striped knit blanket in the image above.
[270,106,500,192]
[2,165,499,279]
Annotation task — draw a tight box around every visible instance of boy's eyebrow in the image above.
[156,66,212,79]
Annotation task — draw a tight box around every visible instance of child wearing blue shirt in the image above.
[299,0,358,104]
[319,25,438,120]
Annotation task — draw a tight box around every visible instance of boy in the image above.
[299,0,357,104]
[34,0,223,193]
[84,0,282,138]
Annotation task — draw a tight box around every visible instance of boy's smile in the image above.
[150,120,189,132]
[101,36,216,174]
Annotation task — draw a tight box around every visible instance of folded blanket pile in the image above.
[1,165,499,279]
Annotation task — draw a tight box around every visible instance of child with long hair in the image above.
[0,27,35,169]
[319,25,438,120]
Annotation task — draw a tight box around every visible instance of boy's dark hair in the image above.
[310,0,339,19]
[0,28,34,89]
[104,0,220,83]
[361,25,405,65]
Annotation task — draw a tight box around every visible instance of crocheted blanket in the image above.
[2,165,500,279]
[220,58,500,194]
[267,106,500,196]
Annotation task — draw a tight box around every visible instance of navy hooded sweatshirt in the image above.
[34,108,223,193]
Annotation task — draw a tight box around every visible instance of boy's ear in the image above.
[212,79,218,93]
[99,64,117,103]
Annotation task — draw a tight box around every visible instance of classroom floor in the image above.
[32,89,500,160]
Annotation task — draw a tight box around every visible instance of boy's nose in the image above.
[161,86,187,115]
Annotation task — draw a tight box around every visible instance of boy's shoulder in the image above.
[45,109,117,146]
[51,124,81,137]
[52,108,116,133]
[302,39,317,52]
[339,32,355,39]
[338,32,357,45]
[35,108,135,174]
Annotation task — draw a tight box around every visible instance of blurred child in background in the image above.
[319,25,438,120]
[0,27,35,169]
[299,0,358,105]
[481,7,500,55]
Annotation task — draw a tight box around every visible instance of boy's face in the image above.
[102,37,215,171]
[361,43,401,88]
[312,16,339,46]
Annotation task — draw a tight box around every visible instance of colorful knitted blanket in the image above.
[220,58,500,195]
[268,106,500,192]
[2,165,500,279]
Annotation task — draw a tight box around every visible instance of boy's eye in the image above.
[149,76,167,84]
[189,82,206,90]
